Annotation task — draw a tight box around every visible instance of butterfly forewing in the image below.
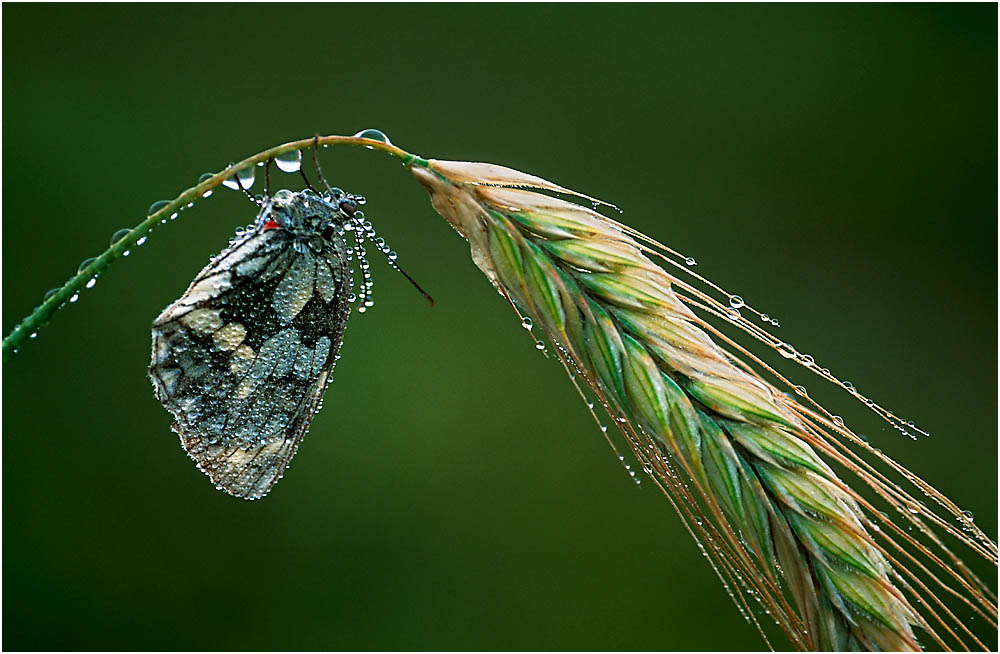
[149,190,353,499]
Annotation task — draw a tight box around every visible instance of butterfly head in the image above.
[261,189,360,238]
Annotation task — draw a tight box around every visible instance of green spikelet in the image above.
[411,159,997,651]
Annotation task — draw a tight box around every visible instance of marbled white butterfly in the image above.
[150,187,368,499]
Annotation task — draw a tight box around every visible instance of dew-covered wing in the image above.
[149,227,351,499]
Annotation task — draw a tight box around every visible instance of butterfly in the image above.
[149,188,365,499]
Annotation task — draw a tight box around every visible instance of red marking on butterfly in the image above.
[262,220,280,231]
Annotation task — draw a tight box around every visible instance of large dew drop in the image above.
[353,128,391,145]
[223,166,256,191]
[275,150,302,173]
[78,257,97,273]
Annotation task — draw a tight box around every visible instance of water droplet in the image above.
[521,316,533,330]
[793,385,807,397]
[29,332,37,339]
[962,510,975,522]
[170,212,179,220]
[761,314,770,322]
[223,166,256,190]
[148,200,170,215]
[684,257,697,266]
[123,250,131,257]
[770,318,780,327]
[534,340,546,350]
[69,293,80,303]
[111,228,130,245]
[353,128,391,145]
[136,236,147,247]
[275,150,302,173]
[729,295,745,309]
[832,415,844,426]
[85,277,97,289]
[726,308,741,321]
[78,257,97,273]
[777,342,797,359]
[43,288,60,301]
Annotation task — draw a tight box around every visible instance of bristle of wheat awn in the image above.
[410,160,997,651]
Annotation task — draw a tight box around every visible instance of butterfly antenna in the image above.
[393,259,435,307]
[264,159,272,199]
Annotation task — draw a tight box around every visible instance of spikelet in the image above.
[411,159,997,651]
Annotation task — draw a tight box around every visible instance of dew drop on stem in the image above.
[110,229,130,246]
[353,128,391,146]
[148,200,170,215]
[223,166,255,190]
[197,175,215,197]
[275,150,302,173]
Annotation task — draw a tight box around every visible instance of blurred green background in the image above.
[3,4,996,651]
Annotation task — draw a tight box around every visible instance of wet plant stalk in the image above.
[1,135,421,361]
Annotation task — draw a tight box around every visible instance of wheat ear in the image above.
[411,160,997,651]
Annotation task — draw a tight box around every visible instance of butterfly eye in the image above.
[338,198,357,216]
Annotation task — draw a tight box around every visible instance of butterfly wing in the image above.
[149,226,351,499]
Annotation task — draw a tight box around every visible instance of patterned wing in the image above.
[149,226,351,499]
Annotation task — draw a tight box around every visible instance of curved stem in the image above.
[2,134,427,361]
